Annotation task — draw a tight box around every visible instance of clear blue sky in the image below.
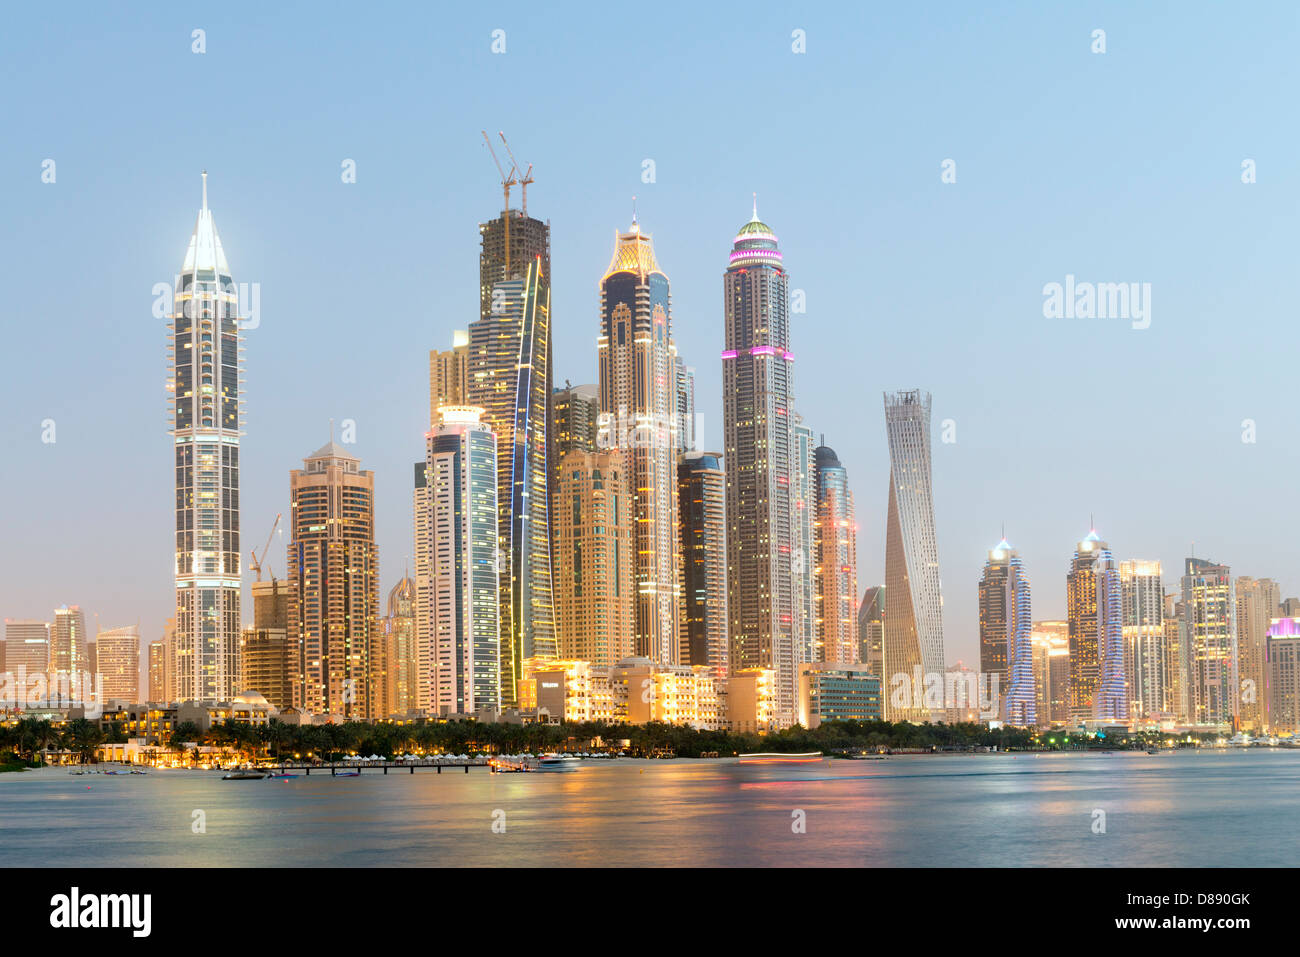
[2,1,1298,668]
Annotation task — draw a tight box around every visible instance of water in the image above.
[2,750,1295,866]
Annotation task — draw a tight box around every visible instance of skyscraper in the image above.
[4,620,49,676]
[882,390,945,722]
[50,606,88,679]
[978,539,1035,726]
[429,330,470,428]
[857,586,884,675]
[1163,593,1189,721]
[722,205,795,725]
[550,382,598,484]
[1031,620,1070,726]
[678,452,729,676]
[598,218,680,670]
[240,578,291,711]
[814,444,858,664]
[168,173,242,704]
[382,576,418,717]
[95,625,140,702]
[555,449,634,667]
[1236,576,1280,731]
[147,640,166,702]
[419,406,500,714]
[1182,557,1237,728]
[1066,530,1126,723]
[1120,560,1165,721]
[791,418,818,667]
[1264,617,1300,734]
[468,260,556,706]
[287,440,378,719]
[673,352,697,453]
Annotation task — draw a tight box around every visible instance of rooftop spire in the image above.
[201,169,208,210]
[752,191,758,221]
[631,194,638,230]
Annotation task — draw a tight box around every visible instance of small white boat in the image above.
[536,753,580,772]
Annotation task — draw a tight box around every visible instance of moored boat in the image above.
[222,770,266,780]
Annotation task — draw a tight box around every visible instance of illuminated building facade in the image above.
[1264,617,1300,734]
[287,441,378,719]
[468,260,556,706]
[792,418,818,667]
[797,663,883,728]
[1236,576,1280,731]
[1031,620,1069,725]
[5,619,50,676]
[168,174,242,703]
[554,449,634,667]
[814,444,858,664]
[979,540,1035,726]
[598,219,680,670]
[147,640,166,702]
[95,625,140,702]
[1119,560,1165,721]
[418,406,500,715]
[882,390,946,721]
[678,452,729,675]
[1181,557,1237,728]
[381,576,418,717]
[1066,530,1126,723]
[429,330,469,428]
[723,206,796,726]
[50,606,88,679]
[1163,593,1189,722]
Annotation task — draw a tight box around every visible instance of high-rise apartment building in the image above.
[979,539,1035,726]
[429,330,469,428]
[287,441,378,719]
[239,578,291,711]
[420,406,501,714]
[1163,593,1188,721]
[1236,576,1280,731]
[678,452,729,676]
[147,639,167,702]
[791,418,818,667]
[599,218,680,671]
[554,449,634,668]
[1031,620,1069,725]
[381,576,418,717]
[882,390,945,722]
[1065,531,1126,722]
[723,205,796,725]
[814,444,858,664]
[550,382,598,481]
[468,260,556,705]
[1120,560,1165,721]
[4,620,50,676]
[96,625,140,702]
[1181,557,1237,728]
[1264,617,1300,734]
[857,586,884,676]
[673,352,696,453]
[168,173,242,704]
[50,606,88,679]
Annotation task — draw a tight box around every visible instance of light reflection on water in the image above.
[2,751,1295,867]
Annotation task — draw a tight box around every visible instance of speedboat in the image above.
[536,753,580,772]
[221,770,266,780]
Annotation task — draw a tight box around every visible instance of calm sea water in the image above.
[2,751,1295,866]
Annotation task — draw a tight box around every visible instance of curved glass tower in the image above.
[882,390,945,721]
[168,173,241,703]
[980,538,1036,726]
[598,219,680,668]
[723,205,796,725]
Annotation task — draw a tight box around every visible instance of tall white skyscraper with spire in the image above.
[723,200,797,726]
[167,173,242,703]
[882,390,946,722]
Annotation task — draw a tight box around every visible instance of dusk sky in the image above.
[3,1,1298,667]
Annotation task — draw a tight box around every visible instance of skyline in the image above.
[5,3,1300,670]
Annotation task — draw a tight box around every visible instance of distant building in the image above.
[797,663,883,728]
[287,440,379,720]
[979,539,1035,726]
[550,382,598,484]
[1031,621,1070,725]
[727,668,777,734]
[1120,560,1165,721]
[1066,530,1126,724]
[791,419,818,667]
[882,390,945,722]
[857,586,884,676]
[1163,593,1188,722]
[1265,618,1300,735]
[1236,577,1280,731]
[95,625,140,702]
[50,606,88,679]
[429,330,469,428]
[814,444,858,665]
[678,452,728,675]
[1181,557,1236,728]
[381,576,418,718]
[4,619,50,675]
[147,640,167,703]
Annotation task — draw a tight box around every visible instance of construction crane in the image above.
[248,513,282,582]
[498,131,533,215]
[481,130,517,271]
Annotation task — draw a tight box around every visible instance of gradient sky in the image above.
[3,1,1298,671]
